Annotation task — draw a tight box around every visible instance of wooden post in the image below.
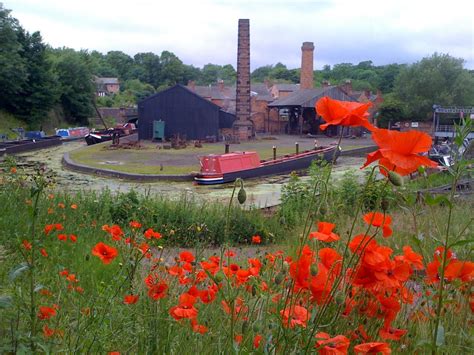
[295,142,299,155]
[225,143,230,154]
[273,145,277,160]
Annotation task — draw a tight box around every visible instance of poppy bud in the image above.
[381,198,389,211]
[319,204,327,215]
[85,254,90,261]
[418,166,426,174]
[237,181,247,205]
[310,264,318,276]
[282,261,289,272]
[214,271,224,283]
[251,285,257,297]
[388,171,403,186]
[335,293,345,306]
[274,272,284,285]
[241,321,248,334]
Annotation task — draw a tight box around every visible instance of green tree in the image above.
[377,93,407,128]
[51,48,94,124]
[158,50,186,87]
[134,52,161,88]
[106,51,134,81]
[252,65,273,82]
[393,53,474,120]
[0,4,27,112]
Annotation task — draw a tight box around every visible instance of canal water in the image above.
[10,141,367,208]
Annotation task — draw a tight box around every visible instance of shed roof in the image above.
[268,86,357,108]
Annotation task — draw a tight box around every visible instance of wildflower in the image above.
[314,332,350,354]
[289,245,314,290]
[40,248,48,257]
[38,306,56,320]
[103,224,124,241]
[67,274,77,282]
[148,283,168,300]
[253,334,263,349]
[225,250,236,257]
[42,324,55,338]
[22,240,32,250]
[179,251,195,263]
[353,342,391,354]
[379,327,407,341]
[169,293,198,320]
[252,235,261,244]
[44,224,54,235]
[75,286,84,294]
[69,234,77,243]
[362,128,437,176]
[91,242,118,264]
[10,167,17,173]
[40,289,52,297]
[59,269,69,277]
[144,228,162,239]
[191,318,208,334]
[363,212,392,237]
[139,243,151,258]
[309,222,340,242]
[234,334,243,344]
[58,203,65,209]
[129,220,142,229]
[70,204,77,209]
[316,96,375,131]
[124,294,139,305]
[280,305,309,328]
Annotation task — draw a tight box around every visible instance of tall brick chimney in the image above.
[233,19,254,140]
[300,42,315,90]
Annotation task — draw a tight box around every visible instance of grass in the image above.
[2,158,471,353]
[0,111,28,139]
[69,139,369,175]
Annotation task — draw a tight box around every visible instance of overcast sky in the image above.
[7,0,474,70]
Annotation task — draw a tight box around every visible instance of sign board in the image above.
[434,107,474,114]
[411,122,419,128]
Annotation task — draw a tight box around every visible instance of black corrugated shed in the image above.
[138,85,235,141]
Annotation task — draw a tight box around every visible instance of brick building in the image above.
[95,77,120,96]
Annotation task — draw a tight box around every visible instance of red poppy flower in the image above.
[191,318,208,334]
[129,220,142,229]
[38,306,57,320]
[69,234,77,243]
[179,251,195,263]
[253,334,263,349]
[22,240,32,250]
[362,128,437,176]
[148,282,168,300]
[91,242,118,264]
[280,305,309,328]
[169,293,198,320]
[379,327,407,341]
[309,222,340,242]
[252,235,261,244]
[57,234,67,241]
[316,96,375,131]
[394,246,424,270]
[40,248,48,257]
[44,224,55,235]
[59,269,69,277]
[42,324,55,338]
[144,228,162,239]
[363,212,392,237]
[314,332,350,354]
[70,204,77,210]
[124,294,139,305]
[354,342,391,354]
[234,334,243,344]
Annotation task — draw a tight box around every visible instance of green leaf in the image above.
[435,324,445,346]
[9,262,30,282]
[0,295,13,309]
[448,239,474,249]
[424,195,452,208]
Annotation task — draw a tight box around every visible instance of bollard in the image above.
[295,142,299,155]
[225,143,230,154]
[273,145,277,160]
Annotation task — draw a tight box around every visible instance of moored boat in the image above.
[56,127,90,140]
[0,135,62,157]
[194,145,340,185]
[84,123,137,146]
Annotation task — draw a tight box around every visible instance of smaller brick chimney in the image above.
[187,80,195,91]
[300,42,315,90]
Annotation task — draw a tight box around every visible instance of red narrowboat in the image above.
[194,145,340,185]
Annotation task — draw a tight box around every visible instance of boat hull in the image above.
[195,146,340,185]
[0,136,62,157]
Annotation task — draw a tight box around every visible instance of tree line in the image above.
[1,3,473,128]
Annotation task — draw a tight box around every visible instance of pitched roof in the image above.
[190,83,273,102]
[273,83,300,92]
[268,86,357,108]
[95,77,119,85]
